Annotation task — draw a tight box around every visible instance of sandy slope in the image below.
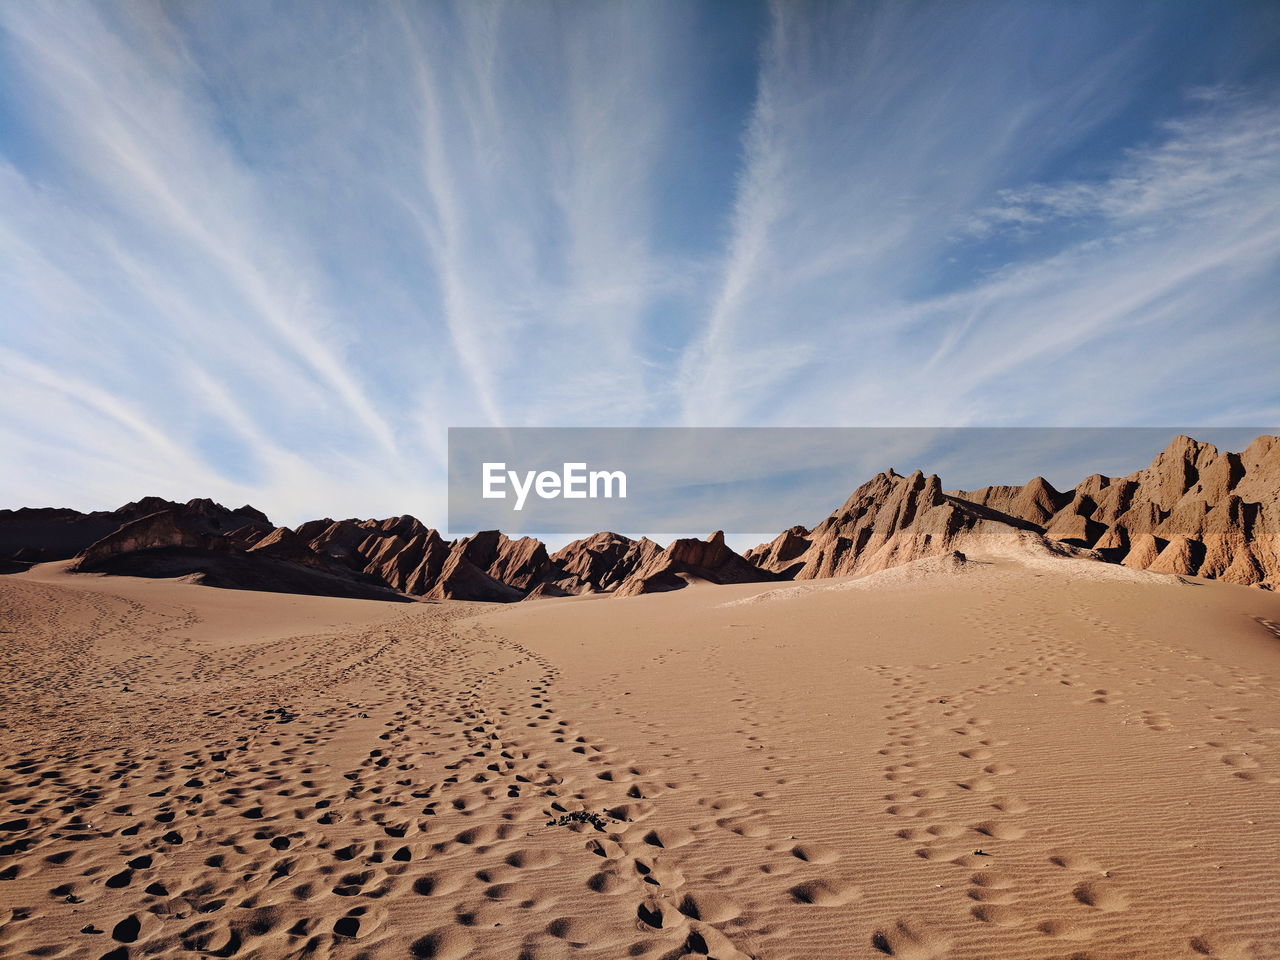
[1,557,1278,960]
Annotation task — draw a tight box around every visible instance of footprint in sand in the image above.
[973,820,1026,840]
[641,826,695,849]
[971,903,1024,926]
[676,892,742,922]
[969,870,1013,889]
[411,928,475,959]
[504,849,561,870]
[1190,933,1256,960]
[333,903,387,940]
[789,878,861,906]
[1037,918,1092,940]
[968,886,1018,904]
[1072,880,1128,912]
[586,870,632,895]
[788,841,840,863]
[634,899,686,931]
[871,918,952,958]
[718,817,770,837]
[1049,851,1104,873]
[989,796,1029,813]
[1220,753,1258,769]
[910,787,947,799]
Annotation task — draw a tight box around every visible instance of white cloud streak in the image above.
[0,0,1276,528]
[676,3,1279,429]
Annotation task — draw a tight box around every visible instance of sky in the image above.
[1,0,1278,534]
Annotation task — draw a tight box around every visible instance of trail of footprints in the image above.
[876,663,1125,950]
[868,579,1276,959]
[0,589,866,960]
[961,591,1280,789]
[1066,606,1279,788]
[2,575,1275,959]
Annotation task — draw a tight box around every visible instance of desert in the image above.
[2,436,1279,959]
[3,3,1279,957]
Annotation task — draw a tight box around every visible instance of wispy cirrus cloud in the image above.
[0,2,426,521]
[677,2,1280,428]
[966,88,1280,235]
[2,3,398,447]
[0,0,1276,528]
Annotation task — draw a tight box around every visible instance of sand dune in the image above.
[1,551,1279,959]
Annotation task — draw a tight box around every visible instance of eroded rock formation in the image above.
[613,531,779,597]
[5,434,1277,599]
[952,435,1280,588]
[749,435,1279,590]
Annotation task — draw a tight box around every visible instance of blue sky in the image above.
[1,0,1278,528]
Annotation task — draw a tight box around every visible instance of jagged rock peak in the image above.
[613,531,776,597]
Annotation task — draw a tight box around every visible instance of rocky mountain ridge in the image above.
[2,434,1276,599]
[745,434,1280,589]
